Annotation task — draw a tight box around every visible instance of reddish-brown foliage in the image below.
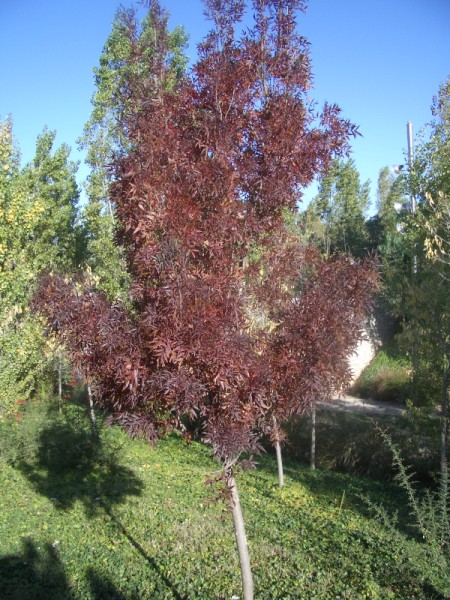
[34,0,378,462]
[256,252,379,431]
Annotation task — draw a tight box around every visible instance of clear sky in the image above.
[1,0,449,213]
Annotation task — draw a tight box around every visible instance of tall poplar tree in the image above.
[78,4,188,302]
[400,79,450,477]
[0,120,79,415]
[365,165,406,251]
[305,158,370,257]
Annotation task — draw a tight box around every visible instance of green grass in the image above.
[351,341,412,404]
[0,401,447,599]
[351,333,442,409]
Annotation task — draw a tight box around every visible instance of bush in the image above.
[364,429,450,598]
[0,398,53,467]
[0,318,52,417]
[351,343,412,404]
[0,393,98,469]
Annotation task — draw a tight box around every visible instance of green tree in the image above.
[367,166,409,314]
[413,78,450,202]
[0,119,79,415]
[78,5,188,302]
[373,166,406,242]
[413,78,450,274]
[389,79,450,477]
[420,191,450,272]
[411,79,450,476]
[303,158,370,257]
[22,128,80,272]
[377,166,397,217]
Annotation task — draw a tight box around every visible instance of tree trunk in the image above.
[57,351,63,414]
[440,368,449,480]
[272,415,284,487]
[107,198,115,223]
[274,439,284,488]
[87,384,97,435]
[228,475,253,600]
[311,406,316,470]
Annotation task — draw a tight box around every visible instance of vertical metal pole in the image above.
[407,121,417,276]
[407,121,418,404]
[407,121,416,214]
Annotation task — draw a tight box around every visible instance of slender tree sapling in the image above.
[34,2,378,597]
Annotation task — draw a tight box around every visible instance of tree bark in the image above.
[107,198,115,223]
[87,384,97,435]
[57,350,63,414]
[311,406,316,470]
[229,475,253,600]
[440,368,448,480]
[272,415,284,487]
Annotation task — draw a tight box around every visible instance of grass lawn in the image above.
[0,402,446,599]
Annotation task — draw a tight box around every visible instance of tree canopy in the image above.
[35,0,377,459]
[302,158,370,257]
[78,4,188,302]
[0,119,79,415]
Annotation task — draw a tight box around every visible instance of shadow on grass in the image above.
[103,507,187,600]
[86,569,131,599]
[12,412,187,598]
[16,415,144,516]
[0,538,70,600]
[0,538,153,600]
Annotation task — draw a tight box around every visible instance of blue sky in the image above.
[1,0,449,213]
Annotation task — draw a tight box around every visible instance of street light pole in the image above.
[407,121,416,215]
[406,121,418,276]
[406,121,418,403]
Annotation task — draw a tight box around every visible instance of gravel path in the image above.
[319,394,405,417]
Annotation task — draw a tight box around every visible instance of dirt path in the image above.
[319,394,404,417]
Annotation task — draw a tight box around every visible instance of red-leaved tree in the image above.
[34,1,379,597]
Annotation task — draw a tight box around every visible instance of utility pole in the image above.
[407,121,415,211]
[407,121,417,275]
[407,121,418,403]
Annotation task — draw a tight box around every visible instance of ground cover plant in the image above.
[0,399,447,599]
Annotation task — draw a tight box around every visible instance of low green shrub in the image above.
[0,398,53,467]
[364,429,450,598]
[351,345,412,404]
[0,391,107,473]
